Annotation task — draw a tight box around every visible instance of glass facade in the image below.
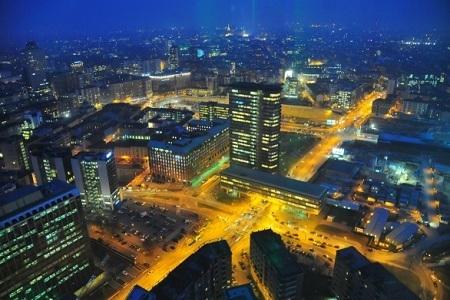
[229,84,281,173]
[0,183,93,300]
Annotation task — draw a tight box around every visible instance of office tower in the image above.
[199,101,229,121]
[0,135,30,171]
[30,146,74,185]
[128,240,232,300]
[71,151,119,213]
[0,181,93,299]
[250,229,304,300]
[148,121,229,183]
[168,44,179,70]
[332,247,419,300]
[21,41,49,92]
[229,83,281,173]
[20,110,43,140]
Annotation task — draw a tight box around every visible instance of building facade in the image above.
[0,181,93,299]
[332,247,419,300]
[30,146,74,185]
[148,122,229,183]
[229,83,281,173]
[220,165,326,216]
[129,240,232,300]
[0,135,30,171]
[199,101,229,121]
[250,229,303,300]
[71,151,119,213]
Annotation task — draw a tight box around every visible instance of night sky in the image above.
[1,0,449,44]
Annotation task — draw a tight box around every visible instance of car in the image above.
[309,248,314,252]
[122,270,129,276]
[308,238,314,241]
[334,245,340,249]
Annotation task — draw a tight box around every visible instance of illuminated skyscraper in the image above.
[71,151,119,213]
[229,83,281,173]
[0,181,93,299]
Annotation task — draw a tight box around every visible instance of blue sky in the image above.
[1,0,449,44]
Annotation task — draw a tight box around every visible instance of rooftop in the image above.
[335,246,370,271]
[222,165,327,200]
[385,222,419,246]
[229,82,282,93]
[224,284,257,300]
[364,207,389,239]
[149,240,231,298]
[149,122,228,155]
[0,180,79,223]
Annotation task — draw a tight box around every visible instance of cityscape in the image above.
[1,1,450,300]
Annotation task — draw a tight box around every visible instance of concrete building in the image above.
[221,165,327,215]
[332,247,419,300]
[363,208,389,244]
[148,121,229,183]
[30,146,74,185]
[0,135,30,171]
[384,222,419,251]
[229,83,282,173]
[71,151,119,213]
[250,229,304,300]
[0,181,93,299]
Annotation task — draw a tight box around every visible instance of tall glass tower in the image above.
[229,83,281,173]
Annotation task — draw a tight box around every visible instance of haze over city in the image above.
[0,1,449,300]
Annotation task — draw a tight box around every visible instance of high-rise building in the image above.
[30,146,74,185]
[199,101,229,121]
[0,135,30,171]
[332,247,419,300]
[168,44,179,70]
[0,181,93,299]
[229,83,281,173]
[71,151,119,213]
[250,229,304,300]
[128,240,232,300]
[21,41,49,93]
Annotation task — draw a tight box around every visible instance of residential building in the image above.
[250,229,304,300]
[332,247,419,300]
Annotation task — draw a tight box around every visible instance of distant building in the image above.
[147,71,191,93]
[148,121,229,183]
[168,44,180,70]
[21,41,49,93]
[129,240,232,300]
[0,135,30,171]
[332,247,419,300]
[30,146,74,185]
[71,151,119,213]
[221,165,326,215]
[250,229,304,300]
[199,101,229,121]
[229,83,282,173]
[0,181,93,299]
[400,98,430,117]
[101,75,151,104]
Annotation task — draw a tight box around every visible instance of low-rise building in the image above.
[221,165,327,216]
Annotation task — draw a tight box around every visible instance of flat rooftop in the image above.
[0,180,78,222]
[149,122,228,155]
[222,165,327,200]
[229,82,282,93]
